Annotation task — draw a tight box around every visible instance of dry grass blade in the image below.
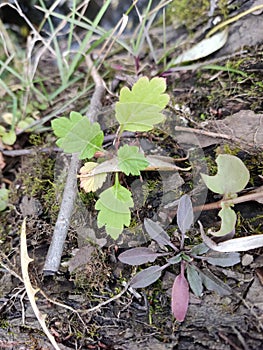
[20,218,61,350]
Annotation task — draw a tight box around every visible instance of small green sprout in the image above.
[52,77,170,239]
[201,154,250,236]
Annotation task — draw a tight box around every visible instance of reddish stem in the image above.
[194,191,263,212]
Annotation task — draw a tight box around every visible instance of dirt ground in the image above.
[0,1,263,349]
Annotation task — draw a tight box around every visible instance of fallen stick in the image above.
[43,56,105,274]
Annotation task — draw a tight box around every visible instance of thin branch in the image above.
[43,152,80,274]
[194,188,263,212]
[43,57,106,274]
[0,132,135,157]
[80,283,129,315]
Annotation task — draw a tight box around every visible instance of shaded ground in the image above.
[0,1,263,349]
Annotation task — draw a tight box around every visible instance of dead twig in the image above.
[80,283,129,315]
[43,56,106,274]
[0,133,135,157]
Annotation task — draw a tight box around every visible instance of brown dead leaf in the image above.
[78,162,107,192]
[68,245,95,273]
[176,110,263,148]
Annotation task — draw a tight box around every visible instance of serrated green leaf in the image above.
[115,77,169,132]
[211,205,236,237]
[52,111,82,137]
[117,145,149,175]
[52,111,104,159]
[201,154,249,196]
[95,179,134,239]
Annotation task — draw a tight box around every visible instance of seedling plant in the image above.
[119,194,240,322]
[52,75,263,322]
[119,155,263,322]
[52,76,175,239]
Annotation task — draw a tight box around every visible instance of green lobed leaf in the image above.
[17,117,35,130]
[201,154,250,196]
[51,111,104,159]
[117,145,149,175]
[95,179,134,239]
[115,77,169,132]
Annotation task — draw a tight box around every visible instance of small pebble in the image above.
[242,254,254,266]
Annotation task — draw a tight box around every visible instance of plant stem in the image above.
[194,190,263,212]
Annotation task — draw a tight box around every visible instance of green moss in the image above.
[71,249,110,292]
[0,318,9,329]
[13,153,61,221]
[218,0,229,18]
[79,191,96,206]
[167,0,230,28]
[215,144,241,157]
[168,0,210,29]
[235,212,263,236]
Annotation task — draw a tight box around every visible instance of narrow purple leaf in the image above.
[171,262,189,322]
[130,265,163,288]
[118,247,167,266]
[177,194,194,234]
[144,218,178,251]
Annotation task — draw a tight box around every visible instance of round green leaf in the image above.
[2,130,16,145]
[201,154,249,196]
